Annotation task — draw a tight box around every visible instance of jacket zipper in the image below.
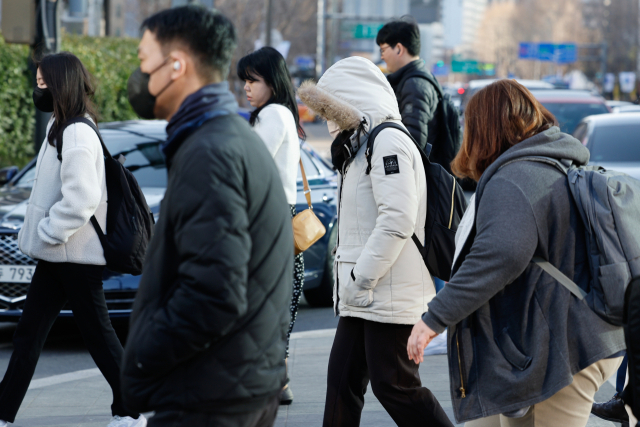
[334,163,348,316]
[448,174,456,229]
[455,329,467,398]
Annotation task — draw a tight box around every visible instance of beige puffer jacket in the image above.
[299,57,435,325]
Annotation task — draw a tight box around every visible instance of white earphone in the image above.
[173,61,181,70]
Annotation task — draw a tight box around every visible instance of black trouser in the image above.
[323,316,453,427]
[148,395,280,427]
[0,260,139,422]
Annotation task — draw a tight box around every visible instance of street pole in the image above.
[316,0,325,79]
[32,0,60,152]
[265,0,273,47]
[601,42,608,89]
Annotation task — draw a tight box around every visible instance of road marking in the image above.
[290,328,336,340]
[20,328,339,390]
[28,368,101,390]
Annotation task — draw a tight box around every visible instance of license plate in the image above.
[0,265,35,283]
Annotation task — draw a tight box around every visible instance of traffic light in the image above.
[1,0,37,44]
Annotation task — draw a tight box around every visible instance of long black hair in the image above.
[237,47,306,140]
[36,52,99,147]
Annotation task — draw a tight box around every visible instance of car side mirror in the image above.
[0,166,19,186]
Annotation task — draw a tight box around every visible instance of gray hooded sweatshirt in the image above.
[421,127,625,422]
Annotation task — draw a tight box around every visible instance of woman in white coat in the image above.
[0,53,145,427]
[238,47,305,405]
[298,56,452,427]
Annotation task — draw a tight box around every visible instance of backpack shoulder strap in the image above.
[498,156,590,299]
[56,117,112,162]
[499,156,569,175]
[365,121,432,174]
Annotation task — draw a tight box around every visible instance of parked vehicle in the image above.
[612,104,640,114]
[0,121,338,321]
[460,79,554,114]
[573,112,640,182]
[533,89,610,134]
[606,100,633,109]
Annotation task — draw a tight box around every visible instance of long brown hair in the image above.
[452,79,557,181]
[36,52,99,147]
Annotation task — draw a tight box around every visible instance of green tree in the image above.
[61,34,139,123]
[0,38,35,168]
[0,34,140,168]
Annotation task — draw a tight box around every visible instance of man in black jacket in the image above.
[121,7,293,427]
[377,20,440,155]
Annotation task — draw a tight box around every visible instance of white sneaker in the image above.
[0,420,8,426]
[107,414,147,427]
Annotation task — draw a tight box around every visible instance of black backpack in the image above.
[56,117,154,275]
[417,73,462,175]
[365,122,467,281]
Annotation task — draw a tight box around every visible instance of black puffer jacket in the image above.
[121,114,293,414]
[387,60,439,153]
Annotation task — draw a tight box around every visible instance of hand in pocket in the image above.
[342,268,373,307]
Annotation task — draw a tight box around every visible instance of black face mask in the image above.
[127,58,174,119]
[33,87,54,113]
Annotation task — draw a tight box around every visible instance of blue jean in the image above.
[434,278,445,294]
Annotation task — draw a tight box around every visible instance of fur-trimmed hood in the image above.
[298,56,401,132]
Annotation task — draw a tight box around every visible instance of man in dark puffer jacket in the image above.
[377,20,440,157]
[121,7,292,427]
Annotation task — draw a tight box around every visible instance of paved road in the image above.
[0,297,337,381]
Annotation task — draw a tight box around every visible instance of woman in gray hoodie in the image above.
[407,79,625,426]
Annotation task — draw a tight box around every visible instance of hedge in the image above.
[0,34,140,168]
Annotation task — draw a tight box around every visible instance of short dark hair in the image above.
[237,47,305,140]
[142,6,237,80]
[376,18,421,57]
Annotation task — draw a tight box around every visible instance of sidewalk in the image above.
[277,329,620,427]
[8,328,620,427]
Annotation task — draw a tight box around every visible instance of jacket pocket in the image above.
[495,327,532,371]
[337,259,373,307]
[18,204,48,256]
[597,262,629,324]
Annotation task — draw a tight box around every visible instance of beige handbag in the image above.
[292,159,326,255]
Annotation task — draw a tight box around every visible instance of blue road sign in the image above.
[432,63,450,76]
[555,44,577,64]
[538,43,555,61]
[518,42,577,63]
[518,43,538,60]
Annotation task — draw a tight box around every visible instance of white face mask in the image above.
[327,120,341,139]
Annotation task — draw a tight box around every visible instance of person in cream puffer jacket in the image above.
[298,57,452,427]
[299,56,435,325]
[18,117,108,264]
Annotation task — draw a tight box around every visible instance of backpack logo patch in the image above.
[383,155,400,175]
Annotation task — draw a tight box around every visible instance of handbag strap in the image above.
[299,158,312,209]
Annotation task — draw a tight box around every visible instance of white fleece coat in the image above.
[18,118,107,265]
[252,103,300,205]
[299,57,434,324]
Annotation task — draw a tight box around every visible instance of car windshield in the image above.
[540,102,609,134]
[589,123,640,162]
[13,136,167,189]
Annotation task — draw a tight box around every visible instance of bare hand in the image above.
[407,320,438,364]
